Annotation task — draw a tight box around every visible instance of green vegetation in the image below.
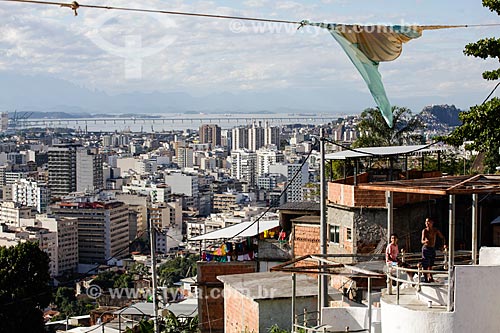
[123,314,199,333]
[445,0,500,173]
[0,242,51,333]
[92,270,134,289]
[267,324,290,333]
[52,286,96,320]
[352,106,424,148]
[158,254,199,287]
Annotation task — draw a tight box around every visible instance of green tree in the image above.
[445,0,500,172]
[0,242,51,333]
[52,286,96,320]
[158,254,199,287]
[353,106,424,148]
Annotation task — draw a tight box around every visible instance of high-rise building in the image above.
[11,179,50,213]
[38,215,79,276]
[148,201,182,253]
[269,162,309,202]
[1,112,8,132]
[264,121,280,147]
[256,147,285,177]
[76,149,103,192]
[248,121,265,152]
[231,127,249,151]
[0,201,35,227]
[231,149,257,186]
[48,143,80,197]
[51,198,129,264]
[199,124,221,147]
[176,146,194,168]
[48,144,103,197]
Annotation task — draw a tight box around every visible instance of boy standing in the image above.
[421,218,446,282]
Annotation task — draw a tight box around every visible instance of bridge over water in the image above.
[13,115,336,131]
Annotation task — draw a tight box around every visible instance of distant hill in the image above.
[421,104,462,127]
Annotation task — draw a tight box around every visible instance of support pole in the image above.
[354,159,358,186]
[343,159,347,184]
[405,155,409,179]
[368,277,372,333]
[386,191,394,294]
[472,192,478,265]
[319,129,328,315]
[148,207,159,333]
[447,195,455,312]
[386,191,394,239]
[292,273,296,333]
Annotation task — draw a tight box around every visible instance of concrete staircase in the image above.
[416,274,449,307]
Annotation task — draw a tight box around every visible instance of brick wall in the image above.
[224,285,259,333]
[329,182,441,208]
[293,224,320,258]
[197,261,257,333]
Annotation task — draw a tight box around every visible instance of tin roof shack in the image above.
[279,202,320,234]
[218,272,328,333]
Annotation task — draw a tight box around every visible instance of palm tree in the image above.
[353,106,425,148]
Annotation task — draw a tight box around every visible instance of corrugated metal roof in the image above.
[279,201,320,211]
[189,220,279,241]
[325,144,446,160]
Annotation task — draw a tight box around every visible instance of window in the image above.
[329,225,340,243]
[346,227,352,241]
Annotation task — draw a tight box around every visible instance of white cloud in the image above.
[0,0,496,112]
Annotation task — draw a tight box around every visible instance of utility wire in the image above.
[227,140,316,242]
[0,0,301,23]
[196,138,318,250]
[482,81,500,104]
[1,0,500,29]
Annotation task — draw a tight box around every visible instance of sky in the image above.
[0,0,498,115]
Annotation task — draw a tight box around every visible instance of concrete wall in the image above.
[381,298,454,332]
[260,296,317,332]
[478,247,500,265]
[321,307,381,332]
[223,285,317,333]
[381,265,500,332]
[452,265,500,332]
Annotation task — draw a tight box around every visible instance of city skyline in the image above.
[0,0,498,114]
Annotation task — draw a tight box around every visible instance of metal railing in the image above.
[385,250,473,309]
[293,308,368,333]
[386,265,449,305]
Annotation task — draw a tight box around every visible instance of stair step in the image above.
[417,284,448,306]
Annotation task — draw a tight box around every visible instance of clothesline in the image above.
[1,0,500,29]
[2,0,499,127]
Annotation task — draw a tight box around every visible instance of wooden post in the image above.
[448,195,455,311]
[472,192,479,264]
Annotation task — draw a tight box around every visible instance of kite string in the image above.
[1,0,500,29]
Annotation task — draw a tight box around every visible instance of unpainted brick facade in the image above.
[197,261,257,333]
[224,285,259,333]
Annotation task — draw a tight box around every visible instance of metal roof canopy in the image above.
[357,174,500,195]
[189,220,280,241]
[324,144,446,160]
